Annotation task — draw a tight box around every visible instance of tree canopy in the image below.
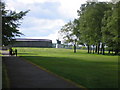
[1,1,29,46]
[59,1,120,55]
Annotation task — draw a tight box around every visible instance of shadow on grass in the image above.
[104,53,120,56]
[18,53,39,56]
[21,56,117,65]
[20,56,118,88]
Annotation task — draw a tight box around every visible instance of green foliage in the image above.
[81,46,87,50]
[78,2,111,45]
[102,1,120,53]
[59,1,120,54]
[59,21,76,43]
[1,1,29,46]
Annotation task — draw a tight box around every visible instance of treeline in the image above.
[59,1,120,55]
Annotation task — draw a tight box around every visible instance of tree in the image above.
[73,19,83,45]
[59,20,81,53]
[59,21,75,44]
[77,2,111,54]
[1,1,29,46]
[59,1,120,55]
[102,1,120,55]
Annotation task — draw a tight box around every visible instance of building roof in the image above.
[16,38,52,42]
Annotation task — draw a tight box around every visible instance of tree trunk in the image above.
[74,44,76,53]
[87,45,89,53]
[95,45,97,53]
[102,43,105,55]
[112,49,114,54]
[108,50,110,54]
[93,45,94,54]
[97,43,100,54]
[115,50,118,55]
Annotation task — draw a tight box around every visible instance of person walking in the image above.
[9,48,12,56]
[15,49,17,56]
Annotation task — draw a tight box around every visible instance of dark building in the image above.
[11,38,52,48]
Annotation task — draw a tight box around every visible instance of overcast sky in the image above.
[4,0,111,43]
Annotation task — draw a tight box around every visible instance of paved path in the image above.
[3,57,80,88]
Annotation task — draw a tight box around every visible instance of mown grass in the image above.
[15,47,118,88]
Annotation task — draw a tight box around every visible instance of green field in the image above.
[15,47,118,88]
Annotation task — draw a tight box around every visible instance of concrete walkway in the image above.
[3,56,80,88]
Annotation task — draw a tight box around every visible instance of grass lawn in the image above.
[14,47,118,88]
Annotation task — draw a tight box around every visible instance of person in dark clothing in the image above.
[9,48,12,56]
[15,49,17,56]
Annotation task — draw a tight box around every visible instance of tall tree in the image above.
[102,1,120,55]
[59,1,120,55]
[59,20,81,53]
[1,1,29,46]
[77,2,111,54]
[59,21,76,44]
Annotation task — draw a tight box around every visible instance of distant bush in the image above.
[81,46,87,50]
[105,47,115,51]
